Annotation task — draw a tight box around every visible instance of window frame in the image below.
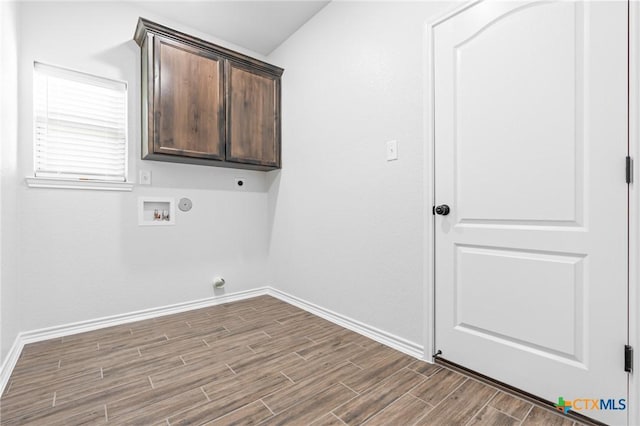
[28,62,133,191]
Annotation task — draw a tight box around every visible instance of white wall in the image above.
[14,2,273,336]
[267,1,452,347]
[7,0,459,362]
[0,1,20,361]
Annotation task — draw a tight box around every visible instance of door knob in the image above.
[434,204,450,216]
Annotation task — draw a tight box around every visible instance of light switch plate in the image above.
[386,140,398,161]
[139,170,152,185]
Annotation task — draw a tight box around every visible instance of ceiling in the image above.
[133,1,330,55]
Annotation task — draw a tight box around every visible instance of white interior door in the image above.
[433,2,628,424]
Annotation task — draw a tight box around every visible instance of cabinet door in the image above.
[154,37,225,160]
[226,62,280,168]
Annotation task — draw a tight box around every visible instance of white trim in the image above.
[0,286,426,397]
[25,177,134,192]
[269,288,424,359]
[0,336,24,398]
[423,14,436,363]
[629,2,639,425]
[0,287,268,395]
[423,0,476,364]
[430,0,481,28]
[21,288,269,345]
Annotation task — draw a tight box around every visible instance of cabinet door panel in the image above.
[226,63,280,167]
[155,37,225,159]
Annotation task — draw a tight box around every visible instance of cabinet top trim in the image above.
[133,17,284,77]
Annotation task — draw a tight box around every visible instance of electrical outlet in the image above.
[139,170,152,185]
[235,178,246,189]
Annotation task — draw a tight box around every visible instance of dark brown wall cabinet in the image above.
[134,18,283,171]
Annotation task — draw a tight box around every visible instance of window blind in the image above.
[34,62,128,182]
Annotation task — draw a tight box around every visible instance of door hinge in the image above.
[625,345,633,373]
[626,156,633,184]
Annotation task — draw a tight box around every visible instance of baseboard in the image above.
[0,335,24,398]
[0,287,268,396]
[269,288,425,359]
[18,287,269,346]
[0,285,426,396]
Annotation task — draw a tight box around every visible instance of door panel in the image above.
[226,62,280,168]
[155,37,225,160]
[455,2,579,224]
[455,245,585,360]
[433,2,628,424]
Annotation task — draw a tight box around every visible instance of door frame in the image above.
[422,2,639,425]
[628,2,639,426]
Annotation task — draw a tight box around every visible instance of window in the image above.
[33,62,128,183]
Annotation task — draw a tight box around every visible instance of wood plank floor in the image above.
[0,295,587,425]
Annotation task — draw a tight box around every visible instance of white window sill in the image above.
[25,177,134,192]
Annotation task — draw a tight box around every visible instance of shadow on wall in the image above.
[132,161,270,193]
[93,40,138,75]
[266,170,282,247]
